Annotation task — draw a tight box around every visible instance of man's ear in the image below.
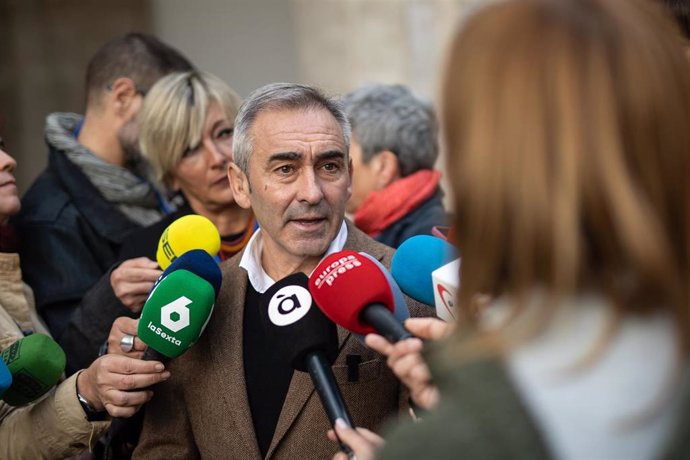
[373,150,400,189]
[346,157,353,197]
[228,163,252,209]
[108,77,140,118]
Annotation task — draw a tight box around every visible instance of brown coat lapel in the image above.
[209,259,262,458]
[265,221,390,458]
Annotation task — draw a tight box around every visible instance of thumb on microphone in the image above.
[328,418,383,460]
[364,320,447,411]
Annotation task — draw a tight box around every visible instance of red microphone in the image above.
[309,250,412,342]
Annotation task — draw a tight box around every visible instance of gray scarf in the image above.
[44,113,168,226]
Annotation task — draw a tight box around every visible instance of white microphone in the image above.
[431,258,460,322]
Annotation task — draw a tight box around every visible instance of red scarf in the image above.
[354,169,442,236]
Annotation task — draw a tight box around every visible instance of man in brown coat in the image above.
[133,83,429,459]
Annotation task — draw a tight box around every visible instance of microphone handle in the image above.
[305,350,355,458]
[305,350,354,426]
[108,346,166,438]
[360,303,413,342]
[143,346,165,362]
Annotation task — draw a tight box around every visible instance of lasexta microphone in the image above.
[108,256,221,437]
[0,359,12,398]
[310,251,412,343]
[156,214,221,269]
[1,334,65,406]
[138,267,218,360]
[391,235,456,305]
[260,272,354,455]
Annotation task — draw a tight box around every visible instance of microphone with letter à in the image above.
[309,250,413,343]
[1,333,66,406]
[391,235,459,322]
[260,272,355,457]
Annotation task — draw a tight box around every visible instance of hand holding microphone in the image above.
[365,318,451,411]
[107,249,221,434]
[310,250,450,411]
[107,317,146,359]
[76,354,170,418]
[110,214,220,313]
[110,257,162,313]
[328,419,384,460]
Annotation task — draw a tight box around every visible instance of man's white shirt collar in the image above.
[239,220,349,293]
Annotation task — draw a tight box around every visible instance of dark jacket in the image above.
[14,148,142,342]
[60,204,191,375]
[375,189,447,249]
[378,345,690,460]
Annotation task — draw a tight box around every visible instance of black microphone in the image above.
[260,272,354,455]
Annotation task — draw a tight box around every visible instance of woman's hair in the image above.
[138,70,242,187]
[443,0,690,352]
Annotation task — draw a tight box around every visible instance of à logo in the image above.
[268,285,312,326]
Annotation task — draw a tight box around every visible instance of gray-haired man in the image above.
[134,83,429,459]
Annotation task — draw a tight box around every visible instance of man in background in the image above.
[14,33,193,342]
[343,84,447,248]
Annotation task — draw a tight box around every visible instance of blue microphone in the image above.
[391,235,456,305]
[155,249,222,297]
[0,359,11,398]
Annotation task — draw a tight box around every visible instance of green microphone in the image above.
[1,333,66,406]
[137,269,216,359]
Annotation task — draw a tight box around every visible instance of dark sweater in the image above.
[243,282,295,458]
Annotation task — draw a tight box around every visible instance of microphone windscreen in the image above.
[0,359,11,398]
[355,252,410,343]
[309,250,394,335]
[156,215,221,270]
[138,269,216,358]
[161,249,222,296]
[1,334,66,406]
[260,273,338,372]
[391,235,456,305]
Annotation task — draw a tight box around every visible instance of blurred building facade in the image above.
[1,0,473,195]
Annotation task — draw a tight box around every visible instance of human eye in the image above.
[181,144,201,158]
[275,164,295,176]
[319,159,343,176]
[215,127,234,140]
